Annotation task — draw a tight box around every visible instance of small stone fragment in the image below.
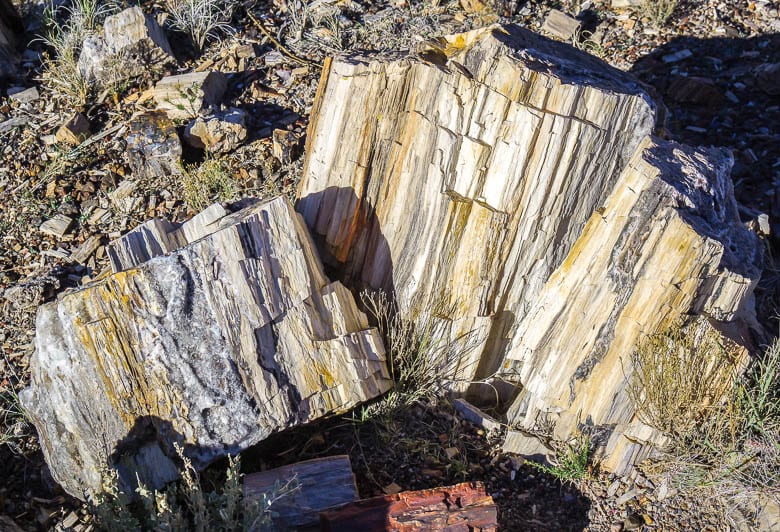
[184,108,247,153]
[615,488,640,506]
[69,235,102,264]
[77,35,109,82]
[126,111,182,179]
[666,76,723,106]
[272,128,302,164]
[383,482,403,495]
[154,71,228,120]
[8,86,39,103]
[453,398,502,432]
[541,9,581,41]
[39,214,74,238]
[758,213,771,236]
[755,62,780,96]
[55,113,90,145]
[611,0,645,7]
[502,430,553,459]
[2,272,60,310]
[662,49,693,63]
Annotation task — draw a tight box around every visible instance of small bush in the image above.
[38,0,114,105]
[631,322,780,518]
[528,434,591,484]
[181,157,239,212]
[643,0,678,26]
[165,0,235,52]
[357,290,482,420]
[627,318,741,439]
[92,448,299,531]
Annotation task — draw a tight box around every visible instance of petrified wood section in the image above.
[244,455,359,528]
[503,138,760,471]
[319,482,497,531]
[297,24,656,384]
[21,197,392,498]
[295,25,763,472]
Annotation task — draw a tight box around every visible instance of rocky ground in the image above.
[1,0,779,530]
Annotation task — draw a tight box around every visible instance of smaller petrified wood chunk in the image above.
[154,71,227,120]
[320,482,498,531]
[21,197,392,498]
[103,6,173,59]
[244,456,359,528]
[125,111,182,179]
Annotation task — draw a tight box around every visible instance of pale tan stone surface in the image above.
[295,25,762,472]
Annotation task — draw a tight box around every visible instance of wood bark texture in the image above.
[295,25,762,472]
[243,455,359,528]
[21,197,392,498]
[319,481,497,531]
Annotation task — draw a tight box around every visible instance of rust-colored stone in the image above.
[320,481,497,531]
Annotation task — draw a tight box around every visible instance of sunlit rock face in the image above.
[22,197,392,498]
[295,25,762,473]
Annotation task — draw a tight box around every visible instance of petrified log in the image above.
[244,455,359,528]
[21,197,392,498]
[319,481,497,531]
[295,25,761,472]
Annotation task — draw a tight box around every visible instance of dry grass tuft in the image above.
[92,448,299,531]
[37,0,114,106]
[627,318,741,438]
[643,0,678,26]
[630,320,780,520]
[181,157,239,212]
[357,290,483,420]
[165,0,235,52]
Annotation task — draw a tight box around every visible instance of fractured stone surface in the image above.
[21,197,392,498]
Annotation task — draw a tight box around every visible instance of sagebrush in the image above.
[630,321,780,519]
[181,157,239,211]
[92,448,299,531]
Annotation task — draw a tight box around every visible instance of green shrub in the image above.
[181,157,239,212]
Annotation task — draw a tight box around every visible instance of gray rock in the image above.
[7,86,39,103]
[541,9,581,41]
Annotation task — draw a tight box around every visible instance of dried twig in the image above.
[247,10,320,68]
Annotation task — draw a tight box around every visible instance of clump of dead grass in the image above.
[357,290,482,420]
[627,318,741,438]
[165,0,235,53]
[629,319,780,520]
[643,0,678,26]
[38,0,114,106]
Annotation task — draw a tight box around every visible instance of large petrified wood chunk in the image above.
[21,197,392,498]
[297,24,657,385]
[295,25,762,471]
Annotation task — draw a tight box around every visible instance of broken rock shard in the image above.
[295,24,762,471]
[21,197,392,498]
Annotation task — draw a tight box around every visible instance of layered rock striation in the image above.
[295,25,762,471]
